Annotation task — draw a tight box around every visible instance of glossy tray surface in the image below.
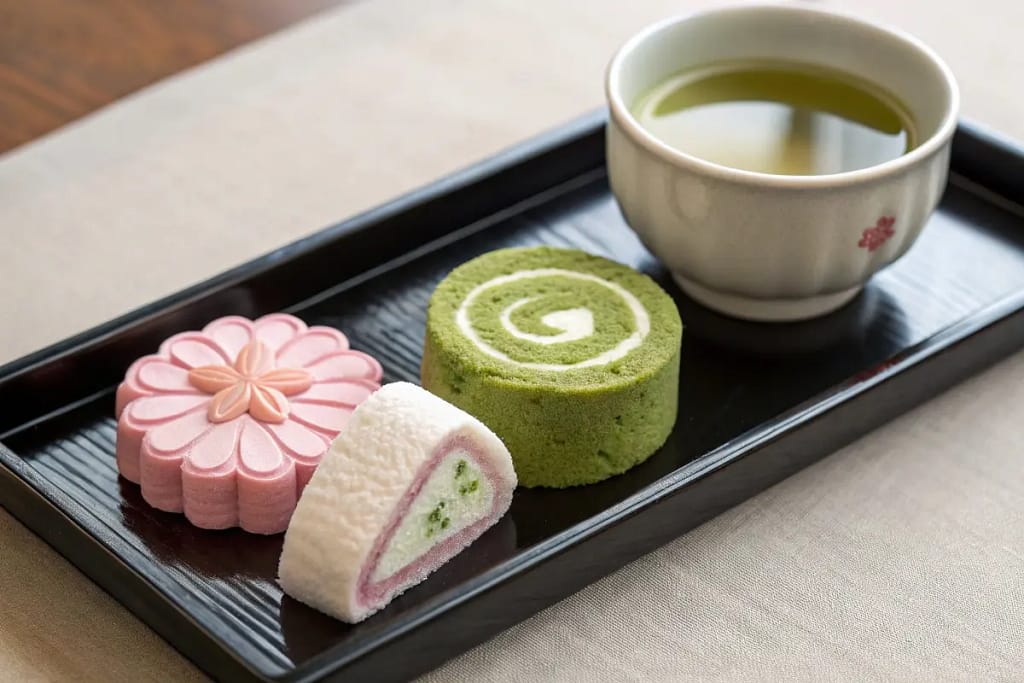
[2,114,1023,682]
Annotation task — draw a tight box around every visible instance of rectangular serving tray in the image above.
[2,111,1024,682]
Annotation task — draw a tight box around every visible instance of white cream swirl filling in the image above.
[454,268,650,371]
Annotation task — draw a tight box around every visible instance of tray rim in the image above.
[3,112,1021,389]
[2,111,1024,682]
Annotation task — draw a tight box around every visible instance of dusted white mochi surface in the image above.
[278,382,516,623]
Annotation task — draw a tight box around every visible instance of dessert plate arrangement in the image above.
[2,113,1024,682]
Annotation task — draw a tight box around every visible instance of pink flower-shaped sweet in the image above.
[115,313,382,534]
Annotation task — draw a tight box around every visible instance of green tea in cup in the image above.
[607,4,958,320]
[630,60,915,176]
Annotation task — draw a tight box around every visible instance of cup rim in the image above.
[605,1,960,188]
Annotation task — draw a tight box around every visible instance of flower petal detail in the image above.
[235,340,274,377]
[238,420,286,475]
[276,328,349,368]
[253,314,307,351]
[127,394,209,424]
[289,401,355,433]
[208,383,252,423]
[264,420,329,461]
[185,420,241,472]
[136,359,195,393]
[139,440,186,512]
[298,379,377,405]
[249,385,290,424]
[146,410,213,454]
[167,334,231,369]
[117,313,382,534]
[203,316,254,358]
[304,351,383,382]
[258,368,314,396]
[188,365,243,394]
[238,420,297,533]
[117,356,159,417]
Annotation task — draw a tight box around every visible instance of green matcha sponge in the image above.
[421,246,682,488]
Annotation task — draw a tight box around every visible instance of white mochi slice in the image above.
[278,381,517,623]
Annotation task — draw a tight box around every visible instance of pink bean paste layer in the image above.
[356,433,513,610]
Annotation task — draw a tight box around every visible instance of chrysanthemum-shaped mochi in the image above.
[115,313,383,534]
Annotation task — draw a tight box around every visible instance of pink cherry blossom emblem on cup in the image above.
[858,216,897,252]
[114,314,383,534]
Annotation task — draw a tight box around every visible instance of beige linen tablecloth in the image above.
[1,1,1022,680]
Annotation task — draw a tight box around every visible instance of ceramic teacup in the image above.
[606,2,959,321]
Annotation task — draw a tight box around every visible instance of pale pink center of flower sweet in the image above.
[187,340,314,424]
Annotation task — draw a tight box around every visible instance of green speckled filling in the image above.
[421,247,682,488]
[423,457,483,538]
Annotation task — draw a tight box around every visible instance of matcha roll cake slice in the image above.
[422,246,682,487]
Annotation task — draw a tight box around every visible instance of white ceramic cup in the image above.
[606,2,959,321]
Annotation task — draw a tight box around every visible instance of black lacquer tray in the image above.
[2,111,1024,682]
